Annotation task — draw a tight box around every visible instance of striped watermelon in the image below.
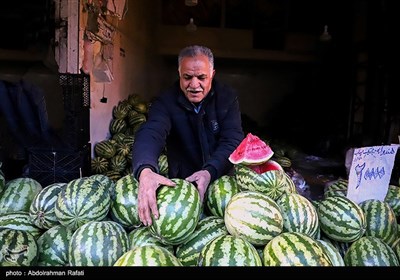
[94,140,116,159]
[69,220,129,266]
[175,216,228,266]
[114,245,182,266]
[128,226,174,254]
[198,234,262,266]
[149,178,201,246]
[109,154,127,173]
[0,228,38,266]
[224,191,283,246]
[205,175,240,218]
[36,225,74,266]
[385,185,400,217]
[91,157,109,174]
[317,196,366,242]
[316,239,345,266]
[277,193,319,237]
[344,236,399,266]
[0,168,4,194]
[0,211,43,239]
[158,154,168,176]
[323,179,348,199]
[55,177,111,231]
[263,232,332,266]
[392,238,400,261]
[110,174,140,229]
[29,183,66,230]
[235,165,296,200]
[109,118,127,135]
[113,101,132,119]
[358,199,398,246]
[0,178,42,214]
[320,235,351,258]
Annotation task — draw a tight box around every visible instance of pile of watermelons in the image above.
[0,133,400,266]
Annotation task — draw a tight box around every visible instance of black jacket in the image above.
[132,79,244,182]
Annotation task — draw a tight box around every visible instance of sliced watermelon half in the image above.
[228,133,274,165]
[247,159,283,174]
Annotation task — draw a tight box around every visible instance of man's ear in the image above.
[211,69,216,79]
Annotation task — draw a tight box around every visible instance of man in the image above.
[132,45,244,226]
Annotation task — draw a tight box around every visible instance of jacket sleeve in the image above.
[131,95,171,180]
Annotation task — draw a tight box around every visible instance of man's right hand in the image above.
[137,168,175,226]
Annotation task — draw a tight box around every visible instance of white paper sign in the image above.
[347,145,399,204]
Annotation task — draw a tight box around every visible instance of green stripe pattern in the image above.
[206,175,240,218]
[263,232,332,266]
[198,234,262,266]
[55,177,111,231]
[69,221,129,266]
[128,226,174,253]
[0,228,38,266]
[235,166,296,200]
[149,178,201,246]
[110,174,140,229]
[114,245,182,266]
[358,199,398,245]
[36,225,74,266]
[317,196,366,242]
[224,191,283,246]
[316,239,345,266]
[29,183,66,230]
[0,211,43,240]
[175,216,228,266]
[385,185,400,217]
[0,178,42,214]
[323,179,348,199]
[277,193,319,237]
[344,236,399,266]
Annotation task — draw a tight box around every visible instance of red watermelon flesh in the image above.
[228,133,274,165]
[248,159,283,174]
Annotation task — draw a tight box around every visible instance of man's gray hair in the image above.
[178,45,214,70]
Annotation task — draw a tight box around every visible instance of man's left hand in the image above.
[185,170,211,202]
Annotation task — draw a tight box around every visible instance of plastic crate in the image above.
[27,146,91,187]
[59,73,90,150]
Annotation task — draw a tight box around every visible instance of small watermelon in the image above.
[229,133,273,165]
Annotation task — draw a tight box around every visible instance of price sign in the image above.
[347,145,399,204]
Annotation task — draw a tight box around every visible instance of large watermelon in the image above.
[263,232,332,266]
[205,175,240,218]
[385,185,400,217]
[55,177,111,231]
[0,178,42,214]
[344,236,399,266]
[0,211,43,240]
[198,234,262,266]
[228,133,273,165]
[317,196,366,242]
[316,239,345,266]
[128,226,174,254]
[69,220,129,266]
[114,245,182,266]
[149,178,201,246]
[29,183,66,230]
[0,228,38,266]
[175,216,228,266]
[224,191,283,246]
[36,225,74,266]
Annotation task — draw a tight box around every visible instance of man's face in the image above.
[178,54,215,104]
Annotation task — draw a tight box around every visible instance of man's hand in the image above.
[137,168,175,226]
[185,170,211,203]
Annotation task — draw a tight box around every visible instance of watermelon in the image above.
[385,185,400,217]
[197,234,262,266]
[0,211,43,240]
[316,239,345,266]
[149,178,202,246]
[317,196,366,242]
[0,228,38,266]
[235,166,296,200]
[69,221,129,266]
[0,178,42,214]
[36,225,74,266]
[128,226,174,254]
[29,183,66,230]
[344,236,399,266]
[175,216,228,266]
[114,245,182,266]
[324,179,348,199]
[228,133,273,165]
[110,174,140,229]
[358,199,398,246]
[205,175,240,218]
[263,232,332,266]
[224,191,283,246]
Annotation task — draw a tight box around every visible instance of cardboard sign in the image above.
[347,145,399,204]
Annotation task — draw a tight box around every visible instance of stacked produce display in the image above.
[1,131,400,266]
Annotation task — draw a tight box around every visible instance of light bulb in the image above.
[186,18,197,32]
[320,25,332,42]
